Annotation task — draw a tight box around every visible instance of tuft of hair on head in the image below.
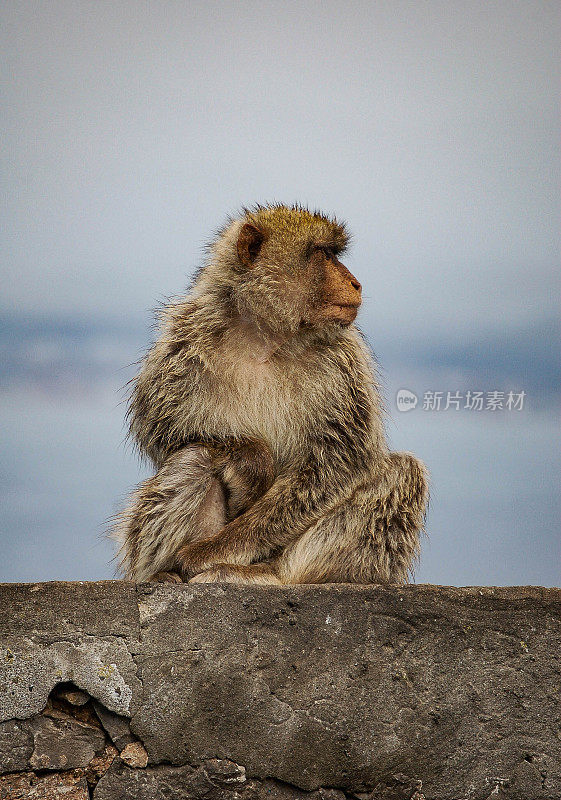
[244,202,349,255]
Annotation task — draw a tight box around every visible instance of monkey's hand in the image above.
[152,571,183,583]
[177,535,251,581]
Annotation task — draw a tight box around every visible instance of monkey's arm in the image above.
[178,446,428,581]
[176,431,378,579]
[126,302,217,467]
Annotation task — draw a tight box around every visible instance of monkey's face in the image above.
[304,246,362,327]
[236,219,362,331]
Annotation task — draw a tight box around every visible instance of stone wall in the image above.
[0,582,559,800]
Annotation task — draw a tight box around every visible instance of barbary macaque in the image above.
[113,204,428,584]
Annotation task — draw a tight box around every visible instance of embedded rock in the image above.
[53,685,90,706]
[0,769,89,800]
[28,714,105,771]
[119,742,148,768]
[92,701,136,751]
[94,759,256,800]
[0,720,32,774]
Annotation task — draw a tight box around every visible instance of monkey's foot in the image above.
[188,566,229,584]
[189,563,281,585]
[152,571,183,583]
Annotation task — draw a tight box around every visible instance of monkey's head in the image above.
[199,204,362,335]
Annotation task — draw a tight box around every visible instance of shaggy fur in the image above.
[113,203,428,584]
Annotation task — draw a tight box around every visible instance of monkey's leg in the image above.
[113,445,228,582]
[114,439,275,583]
[276,453,428,585]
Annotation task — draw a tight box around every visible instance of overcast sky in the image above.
[1,1,559,585]
[2,1,559,342]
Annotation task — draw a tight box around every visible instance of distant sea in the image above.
[1,316,559,586]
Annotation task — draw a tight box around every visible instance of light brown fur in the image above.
[113,203,428,584]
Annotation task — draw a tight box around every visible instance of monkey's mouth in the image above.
[329,303,360,325]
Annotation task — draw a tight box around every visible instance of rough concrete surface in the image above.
[0,582,560,799]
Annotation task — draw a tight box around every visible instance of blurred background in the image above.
[1,1,559,585]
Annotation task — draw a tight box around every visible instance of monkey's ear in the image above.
[237,223,264,268]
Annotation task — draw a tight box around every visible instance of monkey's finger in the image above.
[152,571,183,583]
